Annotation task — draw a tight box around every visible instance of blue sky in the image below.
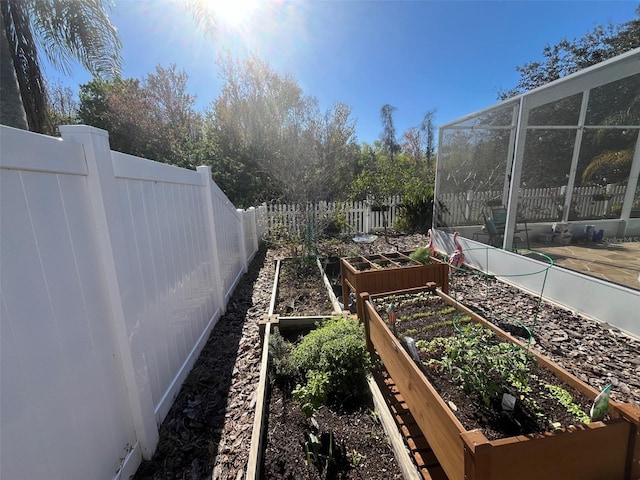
[46,0,639,144]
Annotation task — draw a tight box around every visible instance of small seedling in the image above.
[304,431,336,477]
[349,449,364,467]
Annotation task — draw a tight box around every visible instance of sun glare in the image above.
[208,0,259,27]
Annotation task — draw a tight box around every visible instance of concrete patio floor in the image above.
[523,240,640,291]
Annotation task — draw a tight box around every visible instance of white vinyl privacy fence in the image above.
[0,125,262,480]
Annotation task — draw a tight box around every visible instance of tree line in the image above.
[2,0,638,227]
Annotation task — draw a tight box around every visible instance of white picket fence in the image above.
[262,185,628,237]
[438,185,627,225]
[0,125,263,480]
[264,196,403,236]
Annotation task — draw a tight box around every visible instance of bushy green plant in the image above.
[268,329,297,386]
[291,317,371,415]
[409,246,431,264]
[397,196,434,233]
[321,207,349,237]
[611,198,640,216]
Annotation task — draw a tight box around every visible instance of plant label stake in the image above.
[387,303,396,335]
[590,384,611,422]
[501,393,516,412]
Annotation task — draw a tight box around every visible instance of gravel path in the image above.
[134,236,640,480]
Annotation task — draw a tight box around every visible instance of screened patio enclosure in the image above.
[435,48,640,271]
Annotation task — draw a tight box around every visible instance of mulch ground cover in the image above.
[132,233,639,480]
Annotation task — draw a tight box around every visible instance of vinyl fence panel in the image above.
[111,152,221,422]
[210,176,245,303]
[1,127,138,479]
[0,125,262,479]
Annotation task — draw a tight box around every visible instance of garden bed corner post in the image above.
[360,292,373,352]
[461,430,492,480]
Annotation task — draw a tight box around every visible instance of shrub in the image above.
[321,207,349,237]
[291,317,371,415]
[409,246,431,264]
[268,329,297,387]
[397,196,434,233]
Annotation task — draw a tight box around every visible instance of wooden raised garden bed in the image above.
[270,257,342,317]
[246,320,422,480]
[341,251,449,321]
[360,284,640,480]
[247,256,421,479]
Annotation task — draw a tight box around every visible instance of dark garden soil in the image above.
[267,255,403,479]
[133,233,640,480]
[371,291,596,441]
[261,382,403,479]
[275,257,333,316]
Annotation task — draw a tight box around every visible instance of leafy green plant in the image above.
[291,317,371,415]
[419,323,535,406]
[401,316,472,337]
[409,246,432,264]
[293,371,330,417]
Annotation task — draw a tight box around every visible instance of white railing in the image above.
[438,185,628,225]
[264,196,402,236]
[0,125,262,480]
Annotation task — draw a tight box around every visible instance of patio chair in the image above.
[484,213,504,246]
[490,207,507,232]
[479,207,527,250]
[472,212,504,246]
[492,206,530,250]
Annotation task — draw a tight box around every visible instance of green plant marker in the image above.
[589,384,612,423]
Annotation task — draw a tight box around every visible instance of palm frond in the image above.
[184,0,217,39]
[31,0,121,78]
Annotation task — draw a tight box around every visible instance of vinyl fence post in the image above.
[197,166,227,314]
[59,125,159,459]
[247,207,258,255]
[237,208,249,273]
